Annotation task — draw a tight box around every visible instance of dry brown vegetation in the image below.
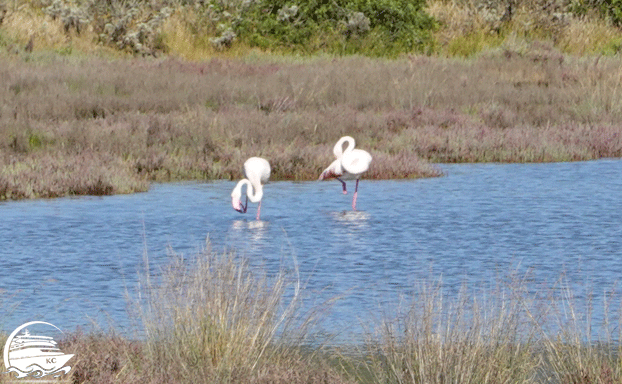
[2,44,622,199]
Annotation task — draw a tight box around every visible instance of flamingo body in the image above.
[319,136,372,210]
[231,157,271,220]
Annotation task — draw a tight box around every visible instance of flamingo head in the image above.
[319,159,342,181]
[231,184,247,213]
[232,196,247,213]
[318,168,338,181]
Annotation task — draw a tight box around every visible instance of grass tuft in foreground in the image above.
[359,280,540,383]
[125,243,345,384]
[534,284,622,384]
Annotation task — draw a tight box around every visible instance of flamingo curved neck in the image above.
[333,136,355,158]
[236,179,263,203]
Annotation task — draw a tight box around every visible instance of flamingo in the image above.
[231,157,271,220]
[318,136,372,211]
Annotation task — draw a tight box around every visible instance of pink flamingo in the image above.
[318,136,372,211]
[231,157,271,220]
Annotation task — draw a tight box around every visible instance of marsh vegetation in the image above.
[1,49,622,200]
[1,0,622,199]
[1,1,622,382]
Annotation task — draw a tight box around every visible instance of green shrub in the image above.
[601,0,622,26]
[234,0,438,56]
[28,132,43,149]
[571,0,622,26]
[29,0,437,56]
[0,28,11,48]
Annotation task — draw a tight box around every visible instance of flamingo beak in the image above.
[318,169,335,180]
[232,197,244,213]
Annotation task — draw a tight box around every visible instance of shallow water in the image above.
[1,159,621,338]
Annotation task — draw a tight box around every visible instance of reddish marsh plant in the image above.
[1,49,621,199]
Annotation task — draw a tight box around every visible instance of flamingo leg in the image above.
[352,179,359,211]
[256,201,262,220]
[337,177,347,194]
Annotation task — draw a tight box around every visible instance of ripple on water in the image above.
[0,160,621,339]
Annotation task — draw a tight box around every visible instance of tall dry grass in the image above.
[50,243,352,384]
[531,282,622,383]
[354,275,622,384]
[359,279,540,383]
[124,242,347,384]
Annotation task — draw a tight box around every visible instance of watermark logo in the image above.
[3,321,74,379]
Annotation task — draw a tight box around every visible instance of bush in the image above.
[572,0,622,26]
[43,0,174,55]
[233,0,438,56]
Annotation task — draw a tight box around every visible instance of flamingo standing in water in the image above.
[318,136,372,211]
[231,157,271,220]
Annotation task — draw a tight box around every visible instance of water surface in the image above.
[1,159,621,338]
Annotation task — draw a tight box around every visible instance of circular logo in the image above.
[3,321,73,379]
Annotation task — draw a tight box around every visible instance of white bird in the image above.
[318,136,372,211]
[231,157,271,220]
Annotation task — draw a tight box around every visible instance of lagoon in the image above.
[1,159,621,338]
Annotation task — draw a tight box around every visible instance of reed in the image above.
[357,278,540,384]
[531,282,622,383]
[122,242,345,384]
